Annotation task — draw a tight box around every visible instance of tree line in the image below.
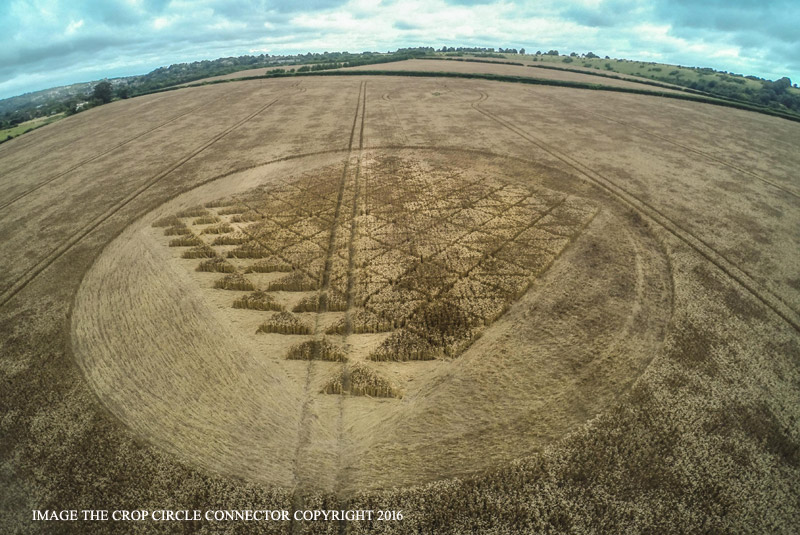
[2,46,798,134]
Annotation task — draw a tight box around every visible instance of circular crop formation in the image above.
[154,153,596,395]
[72,149,672,492]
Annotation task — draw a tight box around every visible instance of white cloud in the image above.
[153,17,170,30]
[0,0,797,100]
[710,47,741,60]
[66,19,84,35]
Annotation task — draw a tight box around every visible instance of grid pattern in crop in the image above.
[155,156,596,397]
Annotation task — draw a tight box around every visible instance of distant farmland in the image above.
[1,68,799,534]
[0,113,64,142]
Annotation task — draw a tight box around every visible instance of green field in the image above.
[0,113,65,141]
[532,54,763,87]
[435,51,800,111]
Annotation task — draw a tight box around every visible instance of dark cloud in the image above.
[560,0,641,28]
[649,0,799,81]
[654,0,800,43]
[549,0,799,82]
[0,34,137,75]
[393,20,421,30]
[73,2,146,26]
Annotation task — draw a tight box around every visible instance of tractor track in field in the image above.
[0,84,302,309]
[289,80,366,535]
[530,89,800,201]
[0,91,195,178]
[0,90,236,212]
[0,82,306,212]
[0,141,579,312]
[469,89,800,333]
[1,129,85,178]
[335,80,367,534]
[0,91,176,164]
[380,89,410,144]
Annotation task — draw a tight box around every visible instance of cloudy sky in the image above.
[1,0,798,100]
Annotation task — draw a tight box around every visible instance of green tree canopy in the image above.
[772,77,792,92]
[92,81,113,104]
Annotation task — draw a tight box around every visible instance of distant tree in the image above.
[779,93,794,108]
[115,86,129,99]
[585,51,598,58]
[771,77,792,92]
[92,81,113,104]
[519,48,525,54]
[569,52,578,57]
[546,50,559,56]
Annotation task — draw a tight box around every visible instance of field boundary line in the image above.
[416,55,703,95]
[0,86,298,309]
[470,91,800,332]
[178,70,800,123]
[0,90,237,212]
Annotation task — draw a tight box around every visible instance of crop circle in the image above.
[72,149,672,492]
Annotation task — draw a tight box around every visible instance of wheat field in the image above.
[1,72,799,533]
